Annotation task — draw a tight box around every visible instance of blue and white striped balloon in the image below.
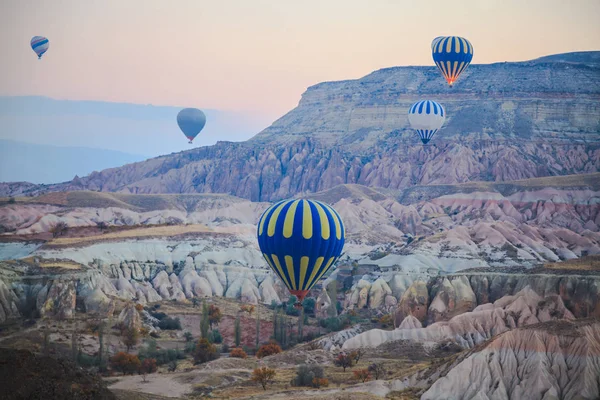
[408,100,446,145]
[31,36,49,59]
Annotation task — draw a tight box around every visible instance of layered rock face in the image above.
[1,178,599,323]
[2,52,599,201]
[342,287,576,350]
[420,319,600,400]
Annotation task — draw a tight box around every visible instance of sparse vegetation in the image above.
[252,367,276,390]
[292,364,325,387]
[354,369,371,382]
[234,314,241,347]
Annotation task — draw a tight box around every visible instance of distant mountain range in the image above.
[1,51,599,199]
[0,96,272,183]
[0,140,150,184]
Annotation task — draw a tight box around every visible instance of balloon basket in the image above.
[294,302,303,310]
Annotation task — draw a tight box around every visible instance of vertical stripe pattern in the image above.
[431,36,473,86]
[408,100,446,145]
[257,199,345,295]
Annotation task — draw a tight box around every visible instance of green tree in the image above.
[71,326,79,363]
[234,314,241,347]
[98,321,105,371]
[200,301,210,339]
[327,281,338,317]
[123,327,139,352]
[183,331,193,342]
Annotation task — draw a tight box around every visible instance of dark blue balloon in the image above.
[257,199,345,305]
[432,36,473,86]
[177,108,206,143]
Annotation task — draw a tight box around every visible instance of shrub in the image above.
[110,352,141,375]
[183,331,193,342]
[96,221,108,231]
[312,377,329,388]
[139,358,157,381]
[351,349,365,363]
[135,304,144,312]
[158,317,181,330]
[184,341,196,354]
[49,221,68,238]
[208,329,222,344]
[220,343,230,353]
[150,311,167,320]
[291,364,324,387]
[167,360,177,372]
[122,328,139,352]
[240,304,255,315]
[285,296,300,316]
[353,369,371,383]
[333,353,353,371]
[208,305,222,328]
[193,338,219,364]
[302,298,316,315]
[8,197,16,204]
[252,367,276,390]
[368,363,386,380]
[256,342,282,358]
[139,339,185,365]
[230,348,248,359]
[378,314,393,328]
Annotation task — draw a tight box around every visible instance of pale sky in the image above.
[1,0,599,120]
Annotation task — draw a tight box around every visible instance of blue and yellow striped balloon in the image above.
[431,36,473,86]
[257,199,345,306]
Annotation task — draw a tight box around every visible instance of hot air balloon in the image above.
[177,108,206,144]
[257,199,345,308]
[31,36,49,59]
[408,100,446,145]
[432,36,473,86]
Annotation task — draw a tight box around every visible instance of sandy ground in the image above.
[47,224,213,246]
[108,372,196,398]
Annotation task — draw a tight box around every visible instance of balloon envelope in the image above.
[177,108,206,143]
[257,199,345,305]
[31,36,49,59]
[432,36,473,86]
[408,100,446,145]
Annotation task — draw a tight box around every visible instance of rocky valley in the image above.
[0,52,599,399]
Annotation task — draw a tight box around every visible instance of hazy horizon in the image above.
[2,0,599,121]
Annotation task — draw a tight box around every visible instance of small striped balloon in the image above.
[257,199,345,307]
[408,100,446,145]
[432,36,473,86]
[31,36,49,59]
